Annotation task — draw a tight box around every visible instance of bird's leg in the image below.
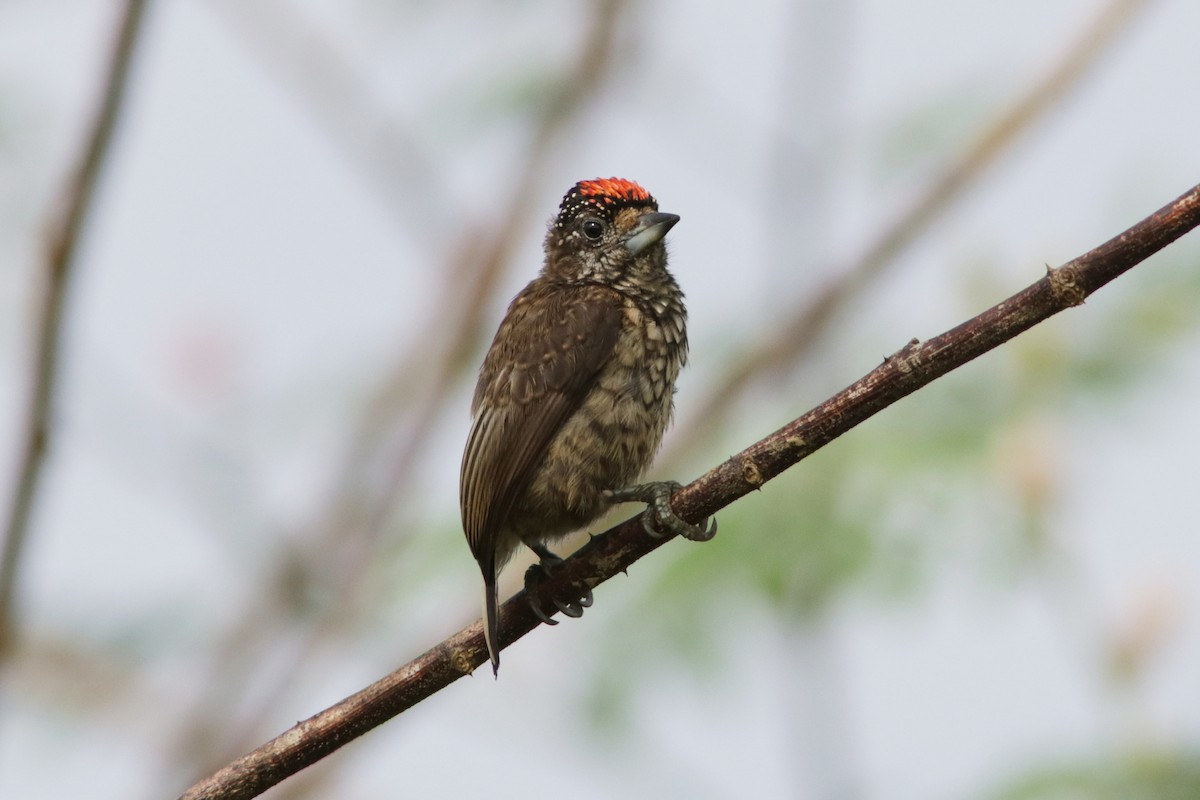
[523,541,594,625]
[605,481,717,542]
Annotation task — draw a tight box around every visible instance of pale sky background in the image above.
[2,1,1200,799]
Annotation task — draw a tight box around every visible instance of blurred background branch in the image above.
[207,0,448,239]
[2,1,1199,799]
[160,0,633,781]
[662,0,1154,471]
[0,0,150,657]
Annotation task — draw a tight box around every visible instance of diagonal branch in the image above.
[662,0,1154,471]
[178,182,1200,800]
[0,0,151,655]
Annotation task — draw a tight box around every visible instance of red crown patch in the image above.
[556,177,658,229]
[576,178,653,202]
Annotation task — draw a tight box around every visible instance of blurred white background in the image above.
[2,1,1200,798]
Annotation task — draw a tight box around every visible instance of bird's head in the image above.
[543,177,680,286]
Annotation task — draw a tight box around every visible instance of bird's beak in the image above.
[624,211,680,256]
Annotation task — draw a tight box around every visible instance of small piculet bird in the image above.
[460,177,715,674]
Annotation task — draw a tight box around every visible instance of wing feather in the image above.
[460,284,625,566]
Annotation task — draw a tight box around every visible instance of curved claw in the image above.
[611,480,718,543]
[553,597,585,618]
[690,515,718,542]
[523,545,594,624]
[531,601,560,626]
[551,578,593,618]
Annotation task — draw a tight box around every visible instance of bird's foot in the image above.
[605,481,717,542]
[523,544,593,626]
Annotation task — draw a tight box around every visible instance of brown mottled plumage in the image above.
[461,178,706,675]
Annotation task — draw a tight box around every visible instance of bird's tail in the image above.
[482,568,501,676]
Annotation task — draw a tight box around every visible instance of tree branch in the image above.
[0,0,150,655]
[179,181,1200,800]
[662,0,1154,472]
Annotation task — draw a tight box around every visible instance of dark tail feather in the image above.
[482,569,501,676]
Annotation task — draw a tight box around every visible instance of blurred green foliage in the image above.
[988,751,1200,800]
[652,243,1200,635]
[584,242,1200,744]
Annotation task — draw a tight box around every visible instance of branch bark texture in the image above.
[180,182,1200,800]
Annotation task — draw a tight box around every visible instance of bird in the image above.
[460,177,715,675]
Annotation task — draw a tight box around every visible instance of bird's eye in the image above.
[581,218,605,240]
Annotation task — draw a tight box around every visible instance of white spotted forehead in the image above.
[554,188,658,230]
